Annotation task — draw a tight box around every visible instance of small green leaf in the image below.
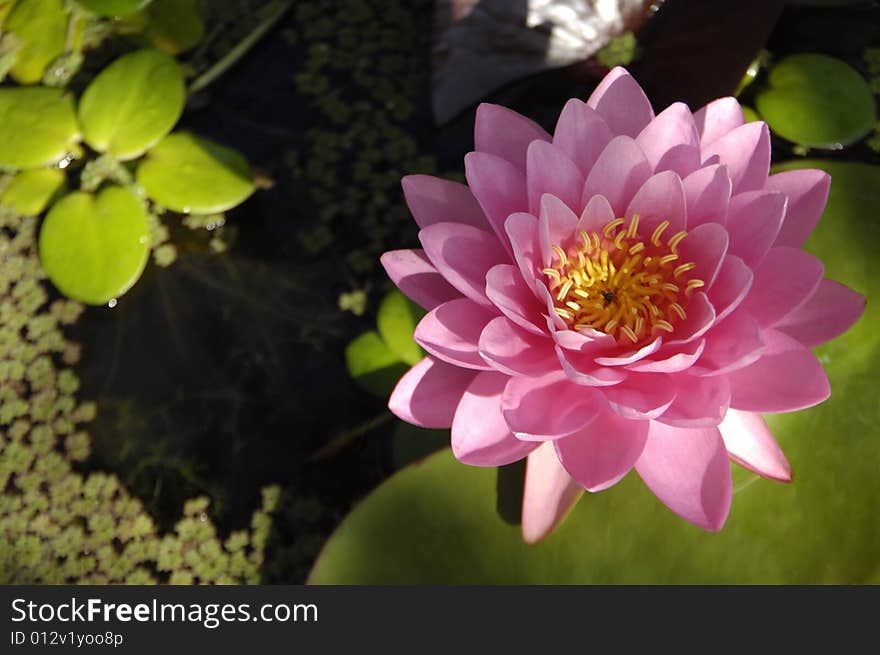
[39,186,150,305]
[0,87,79,169]
[75,0,152,16]
[377,290,425,366]
[345,331,407,398]
[741,106,761,123]
[5,0,68,85]
[0,169,65,215]
[136,132,255,214]
[145,0,204,54]
[755,53,876,148]
[78,49,184,161]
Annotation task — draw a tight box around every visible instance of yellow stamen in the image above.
[651,220,670,246]
[667,230,687,254]
[603,218,626,237]
[552,245,568,266]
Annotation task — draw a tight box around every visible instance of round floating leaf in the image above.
[145,0,204,54]
[0,169,65,215]
[136,132,255,214]
[0,87,79,169]
[75,0,152,16]
[345,330,408,398]
[311,160,877,584]
[39,186,150,305]
[741,106,761,123]
[78,49,184,161]
[755,53,876,148]
[5,0,68,85]
[377,290,425,366]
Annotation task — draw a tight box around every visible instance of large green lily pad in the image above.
[755,54,876,148]
[75,0,152,16]
[0,87,79,169]
[5,0,68,85]
[78,49,184,160]
[309,160,878,584]
[39,186,150,305]
[136,132,255,214]
[0,169,65,215]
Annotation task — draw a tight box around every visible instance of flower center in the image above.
[542,215,705,344]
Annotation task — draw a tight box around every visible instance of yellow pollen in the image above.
[541,215,704,344]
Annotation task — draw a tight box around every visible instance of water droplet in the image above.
[108,298,117,309]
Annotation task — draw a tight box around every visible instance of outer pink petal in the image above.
[682,164,732,227]
[478,316,557,377]
[505,212,541,289]
[702,121,771,193]
[419,221,508,307]
[624,169,687,236]
[581,135,652,215]
[381,249,461,310]
[726,190,787,268]
[539,194,579,266]
[696,308,765,376]
[452,371,538,466]
[602,372,676,420]
[414,298,495,370]
[742,247,824,328]
[775,279,866,347]
[521,442,583,544]
[485,263,545,334]
[635,421,732,531]
[693,97,745,146]
[727,329,830,413]
[636,102,700,171]
[475,103,551,171]
[626,339,706,373]
[552,99,613,176]
[665,292,716,346]
[654,144,702,179]
[766,168,831,248]
[677,222,728,289]
[401,175,489,230]
[502,373,605,440]
[388,357,477,428]
[718,409,792,483]
[555,409,649,491]
[657,373,730,428]
[465,151,529,256]
[527,142,584,215]
[587,66,655,138]
[708,254,753,323]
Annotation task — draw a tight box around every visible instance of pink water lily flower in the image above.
[381,67,866,542]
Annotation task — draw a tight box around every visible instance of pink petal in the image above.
[521,442,583,544]
[474,103,551,171]
[538,194,579,266]
[742,247,824,328]
[654,144,702,179]
[414,298,495,370]
[452,371,538,466]
[656,373,730,428]
[676,222,728,288]
[557,345,629,387]
[536,281,567,331]
[683,164,732,227]
[665,292,716,346]
[624,169,687,236]
[551,326,615,353]
[505,212,541,289]
[381,249,461,310]
[718,409,792,483]
[775,279,866,347]
[401,175,489,230]
[626,339,706,373]
[389,357,477,428]
[485,263,545,335]
[419,221,508,307]
[702,122,771,193]
[577,194,616,234]
[478,316,557,377]
[696,308,765,376]
[726,190,787,268]
[527,142,584,215]
[502,373,604,440]
[635,421,732,531]
[766,168,831,248]
[587,66,655,138]
[708,254,753,323]
[555,408,649,491]
[727,328,830,413]
[581,135,652,215]
[636,102,700,171]
[465,151,529,256]
[603,372,676,420]
[552,99,613,176]
[594,336,662,366]
[693,97,745,146]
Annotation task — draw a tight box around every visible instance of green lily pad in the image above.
[39,186,150,305]
[136,132,255,214]
[345,330,408,398]
[0,87,79,169]
[5,0,68,85]
[755,53,876,148]
[310,160,877,584]
[75,0,152,16]
[0,169,65,215]
[377,290,425,366]
[741,106,761,123]
[78,49,184,161]
[144,0,204,54]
